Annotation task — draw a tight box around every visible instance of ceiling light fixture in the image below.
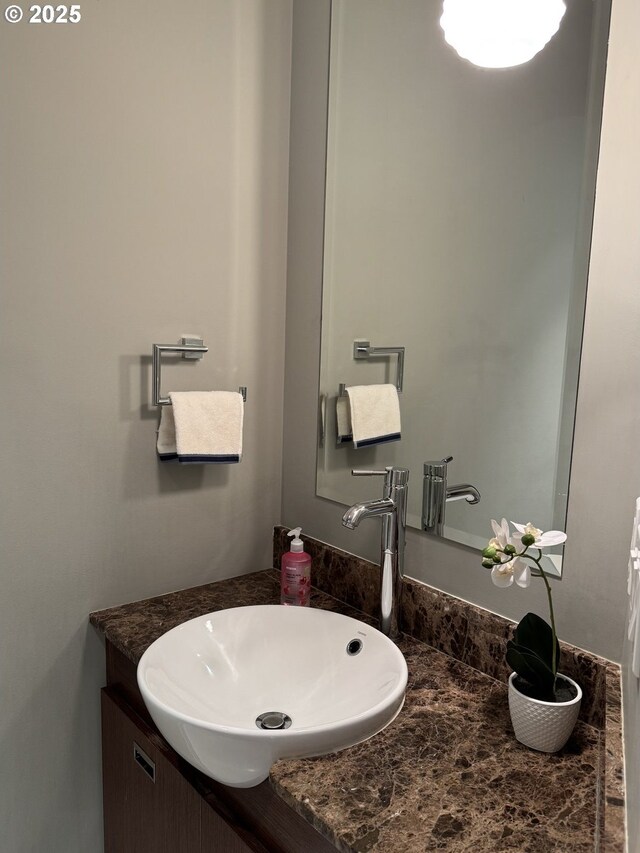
[440,0,567,69]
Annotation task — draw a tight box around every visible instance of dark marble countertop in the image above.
[90,568,619,853]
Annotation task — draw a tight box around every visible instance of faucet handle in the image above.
[352,467,409,490]
[424,456,453,478]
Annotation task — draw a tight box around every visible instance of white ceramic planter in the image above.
[508,672,582,753]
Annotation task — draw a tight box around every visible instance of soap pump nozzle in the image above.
[287,527,304,553]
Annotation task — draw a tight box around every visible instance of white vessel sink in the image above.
[137,604,408,787]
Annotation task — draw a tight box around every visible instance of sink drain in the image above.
[255,711,292,730]
[346,638,363,656]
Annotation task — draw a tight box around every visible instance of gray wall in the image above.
[0,1,292,850]
[609,0,640,845]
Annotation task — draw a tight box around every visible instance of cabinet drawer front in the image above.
[102,689,201,853]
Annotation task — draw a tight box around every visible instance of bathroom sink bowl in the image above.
[137,604,408,787]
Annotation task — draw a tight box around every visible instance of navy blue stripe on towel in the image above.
[178,454,240,464]
[157,452,179,461]
[353,432,401,449]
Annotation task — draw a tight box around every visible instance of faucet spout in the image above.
[446,483,481,505]
[341,498,395,529]
[422,457,480,535]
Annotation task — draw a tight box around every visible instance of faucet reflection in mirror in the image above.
[422,456,480,536]
[342,467,409,640]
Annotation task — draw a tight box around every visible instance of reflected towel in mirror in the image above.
[345,384,401,449]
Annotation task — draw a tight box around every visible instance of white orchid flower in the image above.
[511,521,567,549]
[486,519,530,588]
[491,556,530,589]
[490,517,513,550]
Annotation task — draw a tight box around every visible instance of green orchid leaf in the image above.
[513,612,560,670]
[506,641,556,700]
[507,640,555,680]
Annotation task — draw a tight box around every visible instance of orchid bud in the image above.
[492,554,502,563]
[482,546,497,559]
[503,543,516,556]
[521,533,535,547]
[481,558,494,569]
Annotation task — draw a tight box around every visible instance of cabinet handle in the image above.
[133,742,155,783]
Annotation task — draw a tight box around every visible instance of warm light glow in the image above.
[440,0,567,69]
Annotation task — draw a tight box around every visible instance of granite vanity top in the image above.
[91,559,624,853]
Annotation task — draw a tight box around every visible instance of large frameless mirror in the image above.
[316,0,611,576]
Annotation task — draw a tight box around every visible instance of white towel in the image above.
[157,391,244,464]
[336,396,353,441]
[157,405,178,461]
[345,384,401,449]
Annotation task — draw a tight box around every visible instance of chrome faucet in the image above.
[422,456,480,536]
[342,466,409,640]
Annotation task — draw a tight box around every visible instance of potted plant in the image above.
[481,519,582,753]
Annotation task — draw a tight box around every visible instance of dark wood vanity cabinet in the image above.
[102,690,253,853]
[102,689,199,852]
[100,641,336,853]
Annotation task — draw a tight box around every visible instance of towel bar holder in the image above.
[152,337,247,406]
[338,340,405,397]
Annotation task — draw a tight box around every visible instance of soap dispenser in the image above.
[280,527,312,607]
